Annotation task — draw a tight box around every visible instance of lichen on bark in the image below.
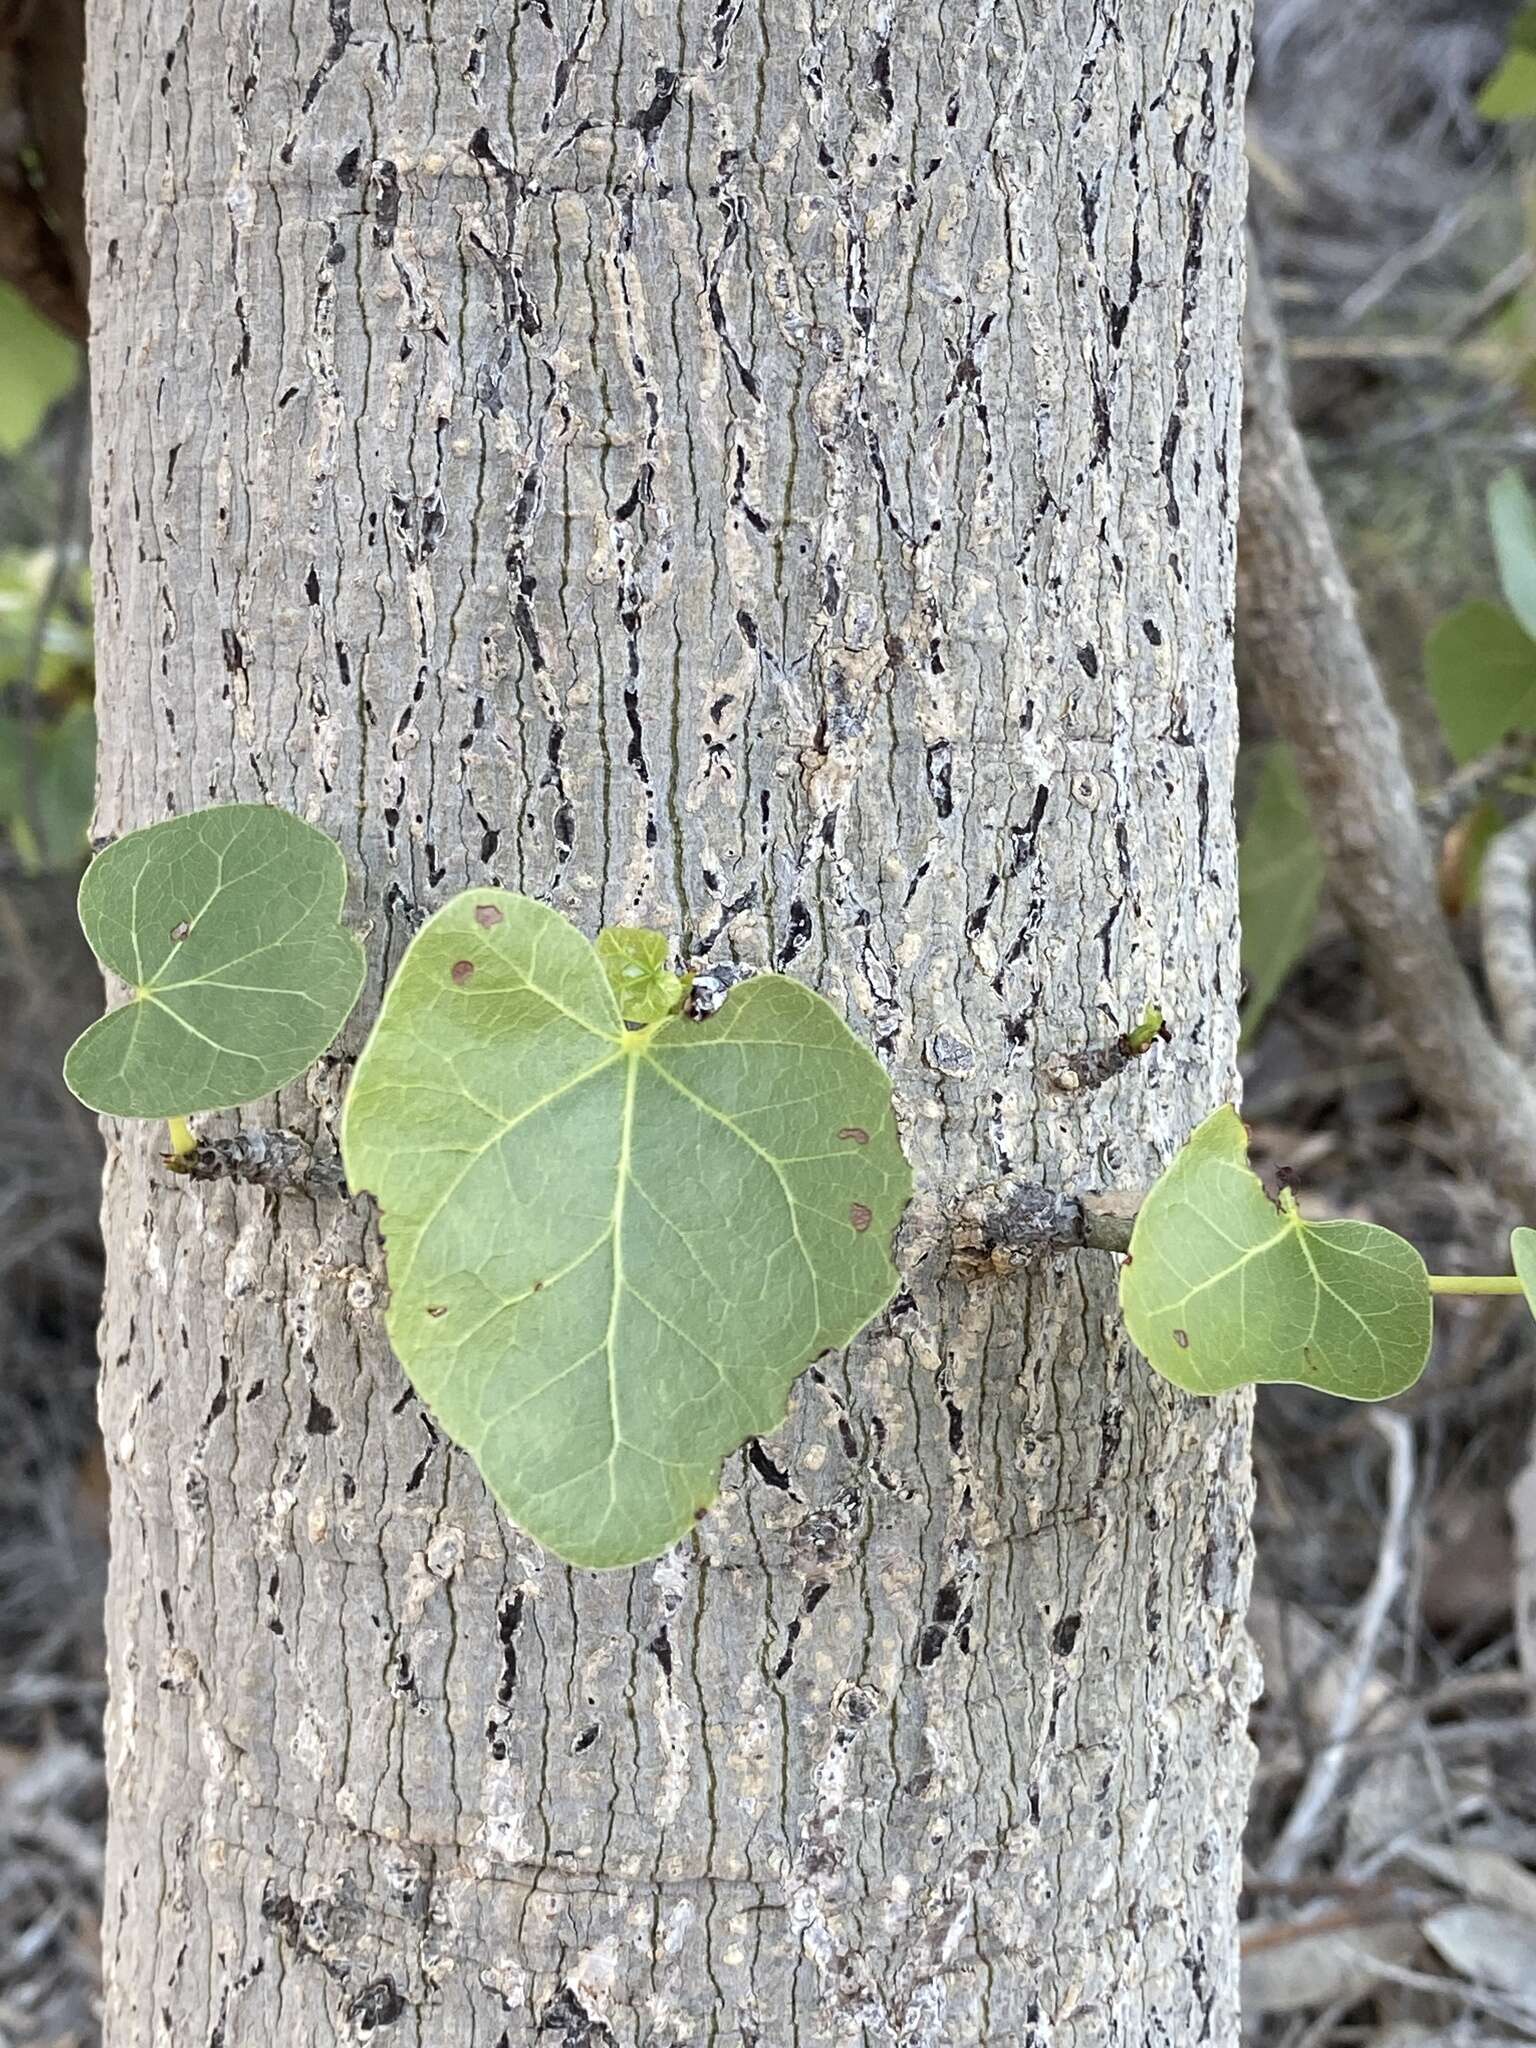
[87,3,1256,2041]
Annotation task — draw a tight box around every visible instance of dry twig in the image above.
[1266,1413,1417,1882]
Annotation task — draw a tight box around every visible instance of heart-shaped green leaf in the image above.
[1120,1105,1432,1400]
[340,889,911,1568]
[1512,1227,1536,1323]
[64,804,365,1117]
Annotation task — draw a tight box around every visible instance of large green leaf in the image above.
[341,890,911,1568]
[1425,601,1536,764]
[0,285,79,455]
[1120,1106,1432,1400]
[64,804,365,1116]
[1238,743,1325,1040]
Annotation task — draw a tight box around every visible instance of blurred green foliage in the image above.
[1478,4,1536,121]
[0,284,79,457]
[0,288,92,875]
[1241,469,1536,1037]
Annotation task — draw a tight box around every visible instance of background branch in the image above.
[1237,258,1536,1216]
[1479,808,1536,1070]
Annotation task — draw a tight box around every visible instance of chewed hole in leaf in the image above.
[474,903,504,928]
[1119,1105,1432,1402]
[451,958,476,984]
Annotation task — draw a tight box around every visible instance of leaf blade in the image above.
[341,890,910,1567]
[1239,742,1325,1039]
[1120,1106,1432,1400]
[63,804,365,1116]
[1511,1227,1536,1325]
[1424,600,1536,764]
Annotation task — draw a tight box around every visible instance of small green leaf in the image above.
[0,286,79,455]
[1511,1227,1536,1324]
[1425,601,1536,764]
[1120,1105,1432,1400]
[1489,470,1536,641]
[1238,743,1325,1040]
[341,889,911,1568]
[596,925,687,1024]
[64,804,365,1117]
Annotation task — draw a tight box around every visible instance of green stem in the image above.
[1121,1003,1165,1057]
[1427,1274,1524,1296]
[166,1114,197,1161]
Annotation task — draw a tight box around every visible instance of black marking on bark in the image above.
[1161,410,1183,529]
[230,297,251,377]
[709,0,744,67]
[403,1444,434,1494]
[347,1978,406,2030]
[1097,1404,1124,1483]
[370,160,400,248]
[335,144,362,187]
[1051,1612,1082,1657]
[647,1625,673,1679]
[300,1,352,113]
[204,1358,230,1430]
[304,1393,336,1437]
[631,68,679,145]
[747,1440,792,1490]
[538,1987,618,2045]
[495,1594,523,1704]
[776,898,812,969]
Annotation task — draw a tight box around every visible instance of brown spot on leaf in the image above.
[1172,1328,1189,1349]
[170,920,190,942]
[849,1203,873,1234]
[425,1304,448,1319]
[474,903,503,928]
[839,1126,870,1145]
[451,959,476,984]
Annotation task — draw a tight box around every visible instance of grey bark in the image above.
[86,6,1255,2043]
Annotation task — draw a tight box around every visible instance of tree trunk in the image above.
[86,6,1255,2042]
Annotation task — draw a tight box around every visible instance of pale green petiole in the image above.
[1427,1274,1525,1297]
[165,1114,197,1160]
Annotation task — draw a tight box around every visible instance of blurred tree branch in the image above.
[0,0,86,338]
